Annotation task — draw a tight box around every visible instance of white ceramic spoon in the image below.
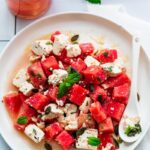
[119,37,142,143]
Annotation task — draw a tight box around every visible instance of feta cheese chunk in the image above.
[76,129,98,150]
[24,124,45,143]
[13,69,28,88]
[101,57,125,77]
[32,40,53,56]
[19,81,34,96]
[53,34,69,55]
[42,103,64,121]
[84,56,100,67]
[65,113,78,131]
[48,69,68,85]
[64,103,78,115]
[66,44,81,57]
[79,97,91,113]
[13,69,34,96]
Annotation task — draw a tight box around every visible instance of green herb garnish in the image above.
[46,41,52,45]
[86,0,101,4]
[76,127,87,137]
[57,67,80,98]
[44,143,52,150]
[87,137,101,146]
[125,123,142,137]
[103,52,109,57]
[17,116,28,125]
[71,34,79,43]
[45,106,51,115]
[97,95,102,102]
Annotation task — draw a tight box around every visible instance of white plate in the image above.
[0,12,150,150]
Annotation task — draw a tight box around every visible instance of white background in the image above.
[0,0,150,149]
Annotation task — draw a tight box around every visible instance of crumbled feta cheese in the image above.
[24,124,45,143]
[64,103,78,115]
[42,103,64,121]
[19,81,34,96]
[66,44,81,57]
[48,69,68,85]
[32,40,53,56]
[65,113,78,131]
[101,57,125,77]
[53,34,69,55]
[58,61,64,69]
[76,129,98,150]
[84,56,100,67]
[123,115,140,130]
[13,69,28,88]
[56,100,65,106]
[79,97,91,113]
[102,143,113,150]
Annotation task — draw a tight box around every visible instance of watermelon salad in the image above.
[3,31,134,150]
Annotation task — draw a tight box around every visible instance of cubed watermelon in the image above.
[3,92,22,118]
[25,93,49,111]
[27,61,47,88]
[99,117,114,133]
[82,66,107,84]
[45,122,63,140]
[70,84,89,105]
[113,83,130,104]
[41,56,59,76]
[56,131,75,150]
[79,43,94,55]
[71,58,87,73]
[95,49,117,64]
[105,101,125,121]
[102,73,131,89]
[90,86,107,103]
[90,101,107,123]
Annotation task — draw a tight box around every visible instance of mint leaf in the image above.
[17,116,28,125]
[87,0,101,4]
[87,137,101,146]
[76,127,87,137]
[57,68,80,98]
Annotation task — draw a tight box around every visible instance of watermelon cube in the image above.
[70,84,89,105]
[90,101,107,123]
[79,43,94,55]
[3,92,22,118]
[56,131,75,150]
[27,61,47,88]
[102,73,131,89]
[99,117,114,133]
[113,83,130,104]
[82,66,107,84]
[25,93,49,111]
[90,86,107,103]
[105,101,125,121]
[71,58,87,73]
[95,49,117,64]
[45,122,63,140]
[41,56,59,76]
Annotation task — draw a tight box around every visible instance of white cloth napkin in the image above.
[87,4,150,150]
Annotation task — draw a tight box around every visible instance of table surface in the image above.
[0,0,150,149]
